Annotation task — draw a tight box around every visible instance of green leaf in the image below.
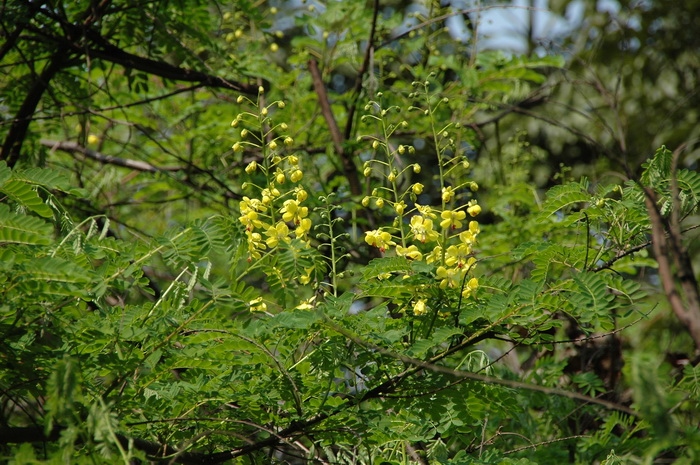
[0,179,53,218]
[0,203,52,245]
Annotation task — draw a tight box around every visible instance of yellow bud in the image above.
[276,173,286,184]
[241,129,248,137]
[375,198,384,208]
[270,43,279,52]
[413,164,421,173]
[258,85,265,94]
[235,29,244,38]
[363,167,371,177]
[237,95,244,104]
[290,170,303,182]
[225,32,235,43]
[223,12,232,20]
[387,172,396,183]
[284,136,293,146]
[398,145,406,155]
[280,123,288,130]
[270,7,278,14]
[412,183,424,195]
[87,134,99,145]
[245,161,257,173]
[278,101,286,109]
[275,31,284,38]
[467,204,482,217]
[395,202,405,215]
[231,118,239,127]
[296,189,308,202]
[361,196,370,207]
[269,140,278,150]
[232,142,242,152]
[261,107,268,116]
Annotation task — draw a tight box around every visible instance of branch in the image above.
[40,139,185,172]
[308,58,361,196]
[1,51,68,167]
[644,188,700,349]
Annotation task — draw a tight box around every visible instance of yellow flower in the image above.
[296,296,316,310]
[445,244,472,268]
[239,210,263,231]
[245,161,257,174]
[87,134,99,145]
[364,229,396,252]
[363,167,372,177]
[461,277,479,299]
[410,215,439,243]
[415,204,437,218]
[290,169,303,183]
[249,297,267,312]
[412,183,424,195]
[396,244,422,260]
[412,299,427,316]
[269,140,278,150]
[295,188,308,202]
[469,220,480,236]
[394,201,406,215]
[375,198,384,208]
[413,164,421,173]
[440,210,466,230]
[425,245,442,264]
[467,204,482,217]
[295,218,312,239]
[264,221,290,248]
[281,199,308,224]
[361,196,370,207]
[284,136,294,146]
[276,172,286,184]
[232,142,243,152]
[436,266,464,289]
[246,231,266,260]
[240,196,265,214]
[442,186,455,203]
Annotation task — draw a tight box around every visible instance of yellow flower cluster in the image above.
[360,91,483,316]
[233,91,312,266]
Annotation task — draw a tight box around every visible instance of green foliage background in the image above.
[1,1,699,464]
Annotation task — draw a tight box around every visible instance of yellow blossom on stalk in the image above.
[276,171,286,184]
[290,169,303,183]
[288,154,299,165]
[440,209,467,230]
[280,199,308,224]
[245,231,266,260]
[412,183,424,195]
[469,220,480,236]
[296,296,316,310]
[361,196,370,207]
[295,187,308,202]
[245,161,257,174]
[410,215,439,243]
[442,186,455,203]
[387,172,396,183]
[239,210,264,231]
[415,204,437,218]
[413,163,421,173]
[395,201,406,215]
[462,277,479,298]
[295,218,312,239]
[240,196,265,214]
[284,136,294,146]
[459,230,477,247]
[445,244,473,268]
[264,221,290,248]
[436,266,464,289]
[467,204,482,217]
[375,198,385,208]
[412,299,427,315]
[396,244,422,260]
[363,167,372,177]
[249,297,267,312]
[426,245,443,264]
[364,229,396,252]
[269,140,278,150]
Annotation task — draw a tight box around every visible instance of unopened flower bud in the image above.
[276,173,286,184]
[375,198,384,208]
[413,164,421,173]
[237,95,244,104]
[277,101,286,108]
[284,136,293,146]
[372,140,380,149]
[269,140,278,150]
[361,196,370,207]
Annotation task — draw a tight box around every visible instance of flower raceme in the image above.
[364,229,396,252]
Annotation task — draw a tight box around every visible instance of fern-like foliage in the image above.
[538,177,591,220]
[0,203,52,245]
